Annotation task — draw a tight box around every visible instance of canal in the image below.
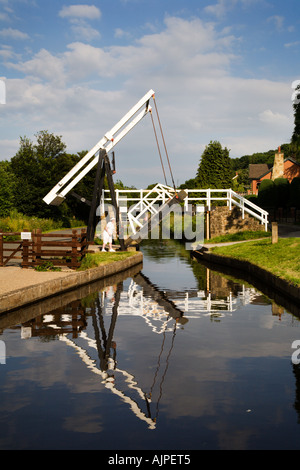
[0,239,300,450]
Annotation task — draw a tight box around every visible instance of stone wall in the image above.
[209,206,263,238]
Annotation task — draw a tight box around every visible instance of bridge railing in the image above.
[100,186,269,231]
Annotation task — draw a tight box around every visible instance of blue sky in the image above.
[0,0,299,188]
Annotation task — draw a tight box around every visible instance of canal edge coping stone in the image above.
[0,252,143,315]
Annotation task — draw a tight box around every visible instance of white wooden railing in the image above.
[100,185,269,231]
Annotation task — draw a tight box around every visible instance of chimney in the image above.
[272,146,284,180]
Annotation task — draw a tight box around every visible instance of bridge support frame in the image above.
[87,149,125,250]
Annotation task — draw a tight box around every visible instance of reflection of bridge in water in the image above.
[123,272,259,329]
[19,271,260,429]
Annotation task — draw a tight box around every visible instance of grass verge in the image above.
[78,251,137,270]
[205,230,271,244]
[211,238,300,287]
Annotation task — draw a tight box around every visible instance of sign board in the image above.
[21,232,32,240]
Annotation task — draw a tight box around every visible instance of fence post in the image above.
[22,237,29,268]
[0,233,3,266]
[272,222,278,244]
[80,228,87,256]
[71,229,78,268]
[35,229,42,265]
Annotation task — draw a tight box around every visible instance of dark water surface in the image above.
[1,240,300,450]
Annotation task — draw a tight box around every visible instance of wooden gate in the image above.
[0,229,87,269]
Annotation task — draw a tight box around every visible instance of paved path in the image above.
[0,265,74,296]
[0,229,86,297]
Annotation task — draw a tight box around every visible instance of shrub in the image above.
[274,178,290,207]
[290,177,300,208]
[258,179,276,208]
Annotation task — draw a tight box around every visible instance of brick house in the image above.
[249,148,300,195]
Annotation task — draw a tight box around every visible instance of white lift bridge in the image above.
[43,89,268,246]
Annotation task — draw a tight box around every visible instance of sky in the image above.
[0,0,299,189]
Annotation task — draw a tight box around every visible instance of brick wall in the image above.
[209,206,263,238]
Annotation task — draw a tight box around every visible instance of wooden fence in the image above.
[0,229,88,269]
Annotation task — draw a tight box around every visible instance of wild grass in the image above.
[78,251,137,270]
[212,238,300,287]
[0,209,85,234]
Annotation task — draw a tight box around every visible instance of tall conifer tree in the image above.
[196,140,233,188]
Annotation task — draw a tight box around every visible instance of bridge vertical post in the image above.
[206,209,210,240]
[207,189,211,211]
[104,155,126,251]
[87,149,106,242]
[228,189,232,210]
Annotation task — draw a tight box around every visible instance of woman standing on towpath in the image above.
[102,216,115,252]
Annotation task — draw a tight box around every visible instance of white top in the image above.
[106,221,114,236]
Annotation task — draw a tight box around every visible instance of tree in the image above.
[10,131,71,219]
[291,83,300,161]
[9,131,131,223]
[196,141,233,189]
[0,160,16,217]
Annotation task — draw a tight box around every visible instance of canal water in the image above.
[0,239,300,450]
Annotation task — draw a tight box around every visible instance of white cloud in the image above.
[0,16,295,186]
[0,28,29,40]
[58,4,101,20]
[114,28,132,40]
[259,109,290,125]
[6,49,65,85]
[204,0,231,18]
[58,4,101,41]
[69,21,100,41]
[285,41,300,48]
[267,15,284,31]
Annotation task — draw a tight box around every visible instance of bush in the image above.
[246,194,258,204]
[274,178,290,207]
[258,179,276,208]
[290,177,300,208]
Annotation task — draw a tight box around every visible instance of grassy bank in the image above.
[211,238,300,287]
[0,209,85,233]
[205,230,271,244]
[78,251,137,270]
